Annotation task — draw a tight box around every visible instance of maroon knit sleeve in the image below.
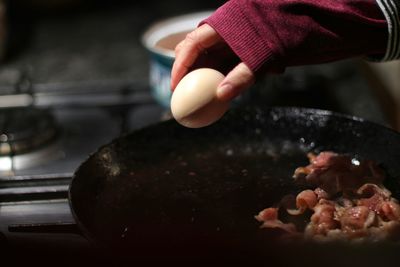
[203,0,388,73]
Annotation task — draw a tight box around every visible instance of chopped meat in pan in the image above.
[255,151,400,242]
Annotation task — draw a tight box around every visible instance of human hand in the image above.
[171,24,255,102]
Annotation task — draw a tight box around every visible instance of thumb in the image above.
[216,63,255,101]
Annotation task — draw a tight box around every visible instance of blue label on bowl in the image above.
[149,55,174,108]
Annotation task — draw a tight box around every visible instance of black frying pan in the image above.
[69,107,400,266]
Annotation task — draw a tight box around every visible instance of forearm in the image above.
[203,0,389,73]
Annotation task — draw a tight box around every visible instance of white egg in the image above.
[171,68,230,128]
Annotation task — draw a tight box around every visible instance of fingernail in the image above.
[216,84,234,101]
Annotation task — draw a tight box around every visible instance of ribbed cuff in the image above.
[202,0,276,72]
[375,0,400,61]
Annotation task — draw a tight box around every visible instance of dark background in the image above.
[2,0,224,83]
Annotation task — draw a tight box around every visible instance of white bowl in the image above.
[142,11,213,107]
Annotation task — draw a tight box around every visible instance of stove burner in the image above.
[0,108,58,156]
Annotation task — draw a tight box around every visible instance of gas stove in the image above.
[0,75,168,262]
[0,78,163,178]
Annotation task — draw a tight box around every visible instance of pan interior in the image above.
[69,107,400,261]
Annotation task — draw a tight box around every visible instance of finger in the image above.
[171,24,220,89]
[216,62,255,101]
[171,24,222,90]
[174,39,185,56]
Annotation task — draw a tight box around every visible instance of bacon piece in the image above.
[287,190,317,215]
[293,152,385,196]
[293,152,340,180]
[297,190,318,209]
[380,201,400,221]
[340,206,376,232]
[255,207,297,233]
[357,183,391,199]
[314,187,329,200]
[255,207,278,221]
[308,200,338,235]
[356,184,392,216]
[357,194,384,213]
[309,151,337,168]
